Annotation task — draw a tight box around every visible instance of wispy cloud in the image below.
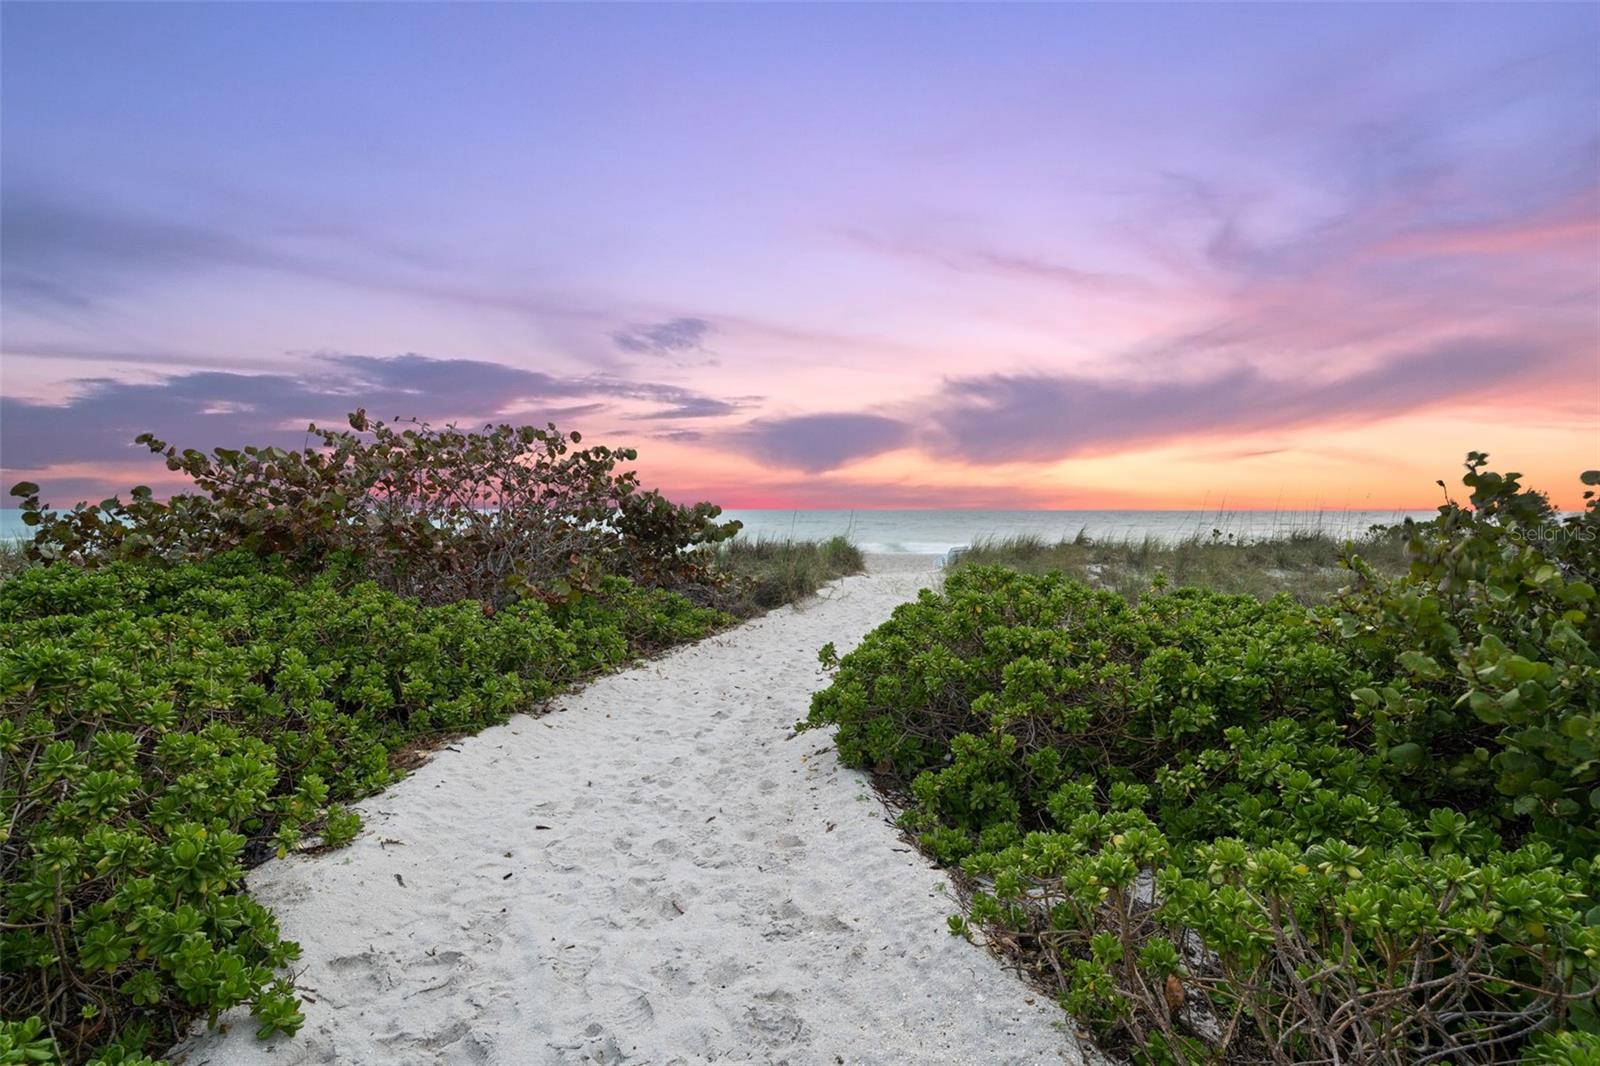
[611,317,713,356]
[575,375,748,419]
[844,228,1153,294]
[0,188,621,332]
[0,189,903,377]
[923,337,1561,464]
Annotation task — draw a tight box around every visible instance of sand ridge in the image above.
[174,556,1087,1065]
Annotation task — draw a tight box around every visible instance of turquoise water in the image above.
[0,508,1431,554]
[1,510,32,542]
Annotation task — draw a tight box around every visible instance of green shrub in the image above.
[809,566,1361,793]
[804,458,1600,1064]
[1339,453,1600,855]
[956,814,1598,1064]
[0,554,724,1063]
[10,411,740,606]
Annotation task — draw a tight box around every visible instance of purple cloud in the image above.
[0,353,746,487]
[924,338,1560,463]
[736,413,912,472]
[611,317,713,356]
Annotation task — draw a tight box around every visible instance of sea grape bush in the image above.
[0,554,724,1064]
[804,458,1600,1064]
[1339,453,1600,855]
[9,411,741,606]
[950,779,1598,1064]
[809,571,1359,796]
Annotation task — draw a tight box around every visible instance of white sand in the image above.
[174,556,1089,1066]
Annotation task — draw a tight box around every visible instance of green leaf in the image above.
[1397,650,1444,680]
[1388,743,1424,769]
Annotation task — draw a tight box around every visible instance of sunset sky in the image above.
[2,3,1596,509]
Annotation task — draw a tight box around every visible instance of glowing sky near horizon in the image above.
[2,2,1597,509]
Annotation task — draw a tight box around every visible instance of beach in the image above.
[7,4,1591,1059]
[171,555,1088,1066]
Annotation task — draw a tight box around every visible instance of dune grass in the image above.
[948,526,1410,604]
[714,535,865,616]
[0,538,33,583]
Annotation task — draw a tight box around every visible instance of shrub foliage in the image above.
[0,554,723,1062]
[804,457,1600,1064]
[9,411,739,606]
[1340,454,1600,856]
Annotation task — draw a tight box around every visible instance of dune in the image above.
[171,555,1088,1066]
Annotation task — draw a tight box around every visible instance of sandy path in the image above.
[175,556,1086,1066]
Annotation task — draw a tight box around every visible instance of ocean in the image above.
[2,507,1435,556]
[718,509,1433,555]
